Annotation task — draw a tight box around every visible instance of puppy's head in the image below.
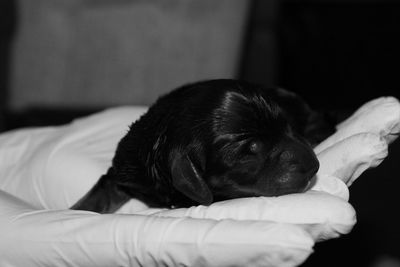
[169,80,319,206]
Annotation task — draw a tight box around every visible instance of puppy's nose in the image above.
[279,140,319,178]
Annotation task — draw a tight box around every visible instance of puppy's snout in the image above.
[279,140,319,179]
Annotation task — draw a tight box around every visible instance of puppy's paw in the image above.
[336,96,400,144]
[317,133,388,186]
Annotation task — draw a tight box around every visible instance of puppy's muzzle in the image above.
[270,138,319,194]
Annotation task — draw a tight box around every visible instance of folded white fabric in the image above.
[0,97,398,267]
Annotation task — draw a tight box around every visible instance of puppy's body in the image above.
[72,80,333,213]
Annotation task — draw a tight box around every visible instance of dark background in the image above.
[1,0,399,266]
[248,2,400,266]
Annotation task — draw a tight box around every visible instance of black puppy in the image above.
[72,79,333,213]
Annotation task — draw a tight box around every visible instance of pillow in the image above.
[0,96,398,267]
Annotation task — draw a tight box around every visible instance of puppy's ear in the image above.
[170,151,213,205]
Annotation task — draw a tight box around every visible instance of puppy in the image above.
[72,79,334,213]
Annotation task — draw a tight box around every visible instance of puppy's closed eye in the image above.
[248,140,263,154]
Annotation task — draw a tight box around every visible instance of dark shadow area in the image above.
[0,0,16,130]
[242,1,400,265]
[278,2,400,111]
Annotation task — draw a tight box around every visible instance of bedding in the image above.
[0,96,399,267]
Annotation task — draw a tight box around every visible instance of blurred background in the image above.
[0,0,399,266]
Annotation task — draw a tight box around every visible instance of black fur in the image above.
[72,79,334,213]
